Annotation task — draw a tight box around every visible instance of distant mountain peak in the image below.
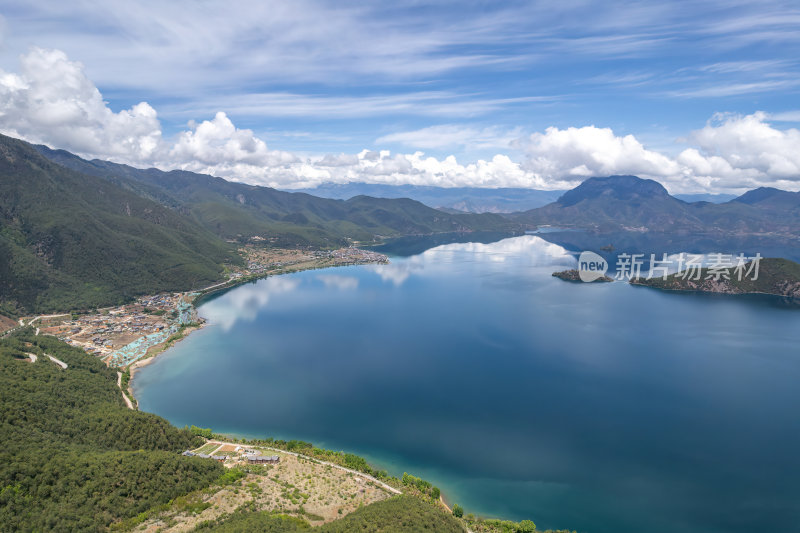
[733,187,799,205]
[556,175,670,207]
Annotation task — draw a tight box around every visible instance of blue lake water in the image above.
[134,235,800,533]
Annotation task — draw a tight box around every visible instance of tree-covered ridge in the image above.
[631,257,800,298]
[0,331,573,532]
[0,330,224,532]
[35,142,517,246]
[0,134,239,315]
[0,133,517,315]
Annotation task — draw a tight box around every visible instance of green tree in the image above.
[452,504,463,518]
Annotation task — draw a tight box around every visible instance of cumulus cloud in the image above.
[1,47,799,193]
[167,112,298,178]
[686,112,800,179]
[0,47,162,161]
[517,125,680,180]
[513,115,800,192]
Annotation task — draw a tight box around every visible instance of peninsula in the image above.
[630,257,800,299]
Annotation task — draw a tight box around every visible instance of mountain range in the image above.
[35,144,513,245]
[0,134,515,314]
[289,183,564,213]
[0,136,236,314]
[513,175,800,235]
[3,132,800,315]
[291,182,736,213]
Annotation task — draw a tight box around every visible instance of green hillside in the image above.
[0,331,560,533]
[0,135,238,315]
[0,330,224,532]
[36,144,515,245]
[0,134,517,315]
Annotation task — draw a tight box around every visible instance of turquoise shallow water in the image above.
[134,235,800,533]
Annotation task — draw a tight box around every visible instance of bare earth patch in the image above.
[0,314,16,333]
[134,452,391,532]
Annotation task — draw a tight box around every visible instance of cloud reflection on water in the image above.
[201,277,301,331]
[200,235,575,329]
[317,274,360,290]
[372,235,576,286]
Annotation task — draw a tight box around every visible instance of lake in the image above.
[133,234,800,533]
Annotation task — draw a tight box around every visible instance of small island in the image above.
[552,269,613,282]
[630,257,800,299]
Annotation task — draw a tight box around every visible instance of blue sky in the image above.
[1,0,799,192]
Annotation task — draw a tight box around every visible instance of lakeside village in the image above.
[20,246,389,370]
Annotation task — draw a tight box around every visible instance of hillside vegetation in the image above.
[0,134,517,315]
[0,330,224,532]
[0,135,238,315]
[0,331,562,533]
[631,257,800,298]
[36,144,516,246]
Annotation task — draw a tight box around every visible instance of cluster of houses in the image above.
[246,260,272,274]
[56,305,173,357]
[69,316,169,344]
[182,448,280,465]
[138,294,178,309]
[313,247,389,265]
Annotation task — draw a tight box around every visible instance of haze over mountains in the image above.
[2,131,799,314]
[289,183,565,213]
[292,183,736,213]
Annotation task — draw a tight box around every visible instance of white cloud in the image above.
[164,92,553,120]
[168,112,297,173]
[513,115,800,192]
[0,47,161,162]
[697,59,795,74]
[317,153,359,167]
[769,110,800,122]
[662,80,800,99]
[517,125,680,180]
[2,48,800,194]
[375,124,523,151]
[677,112,800,190]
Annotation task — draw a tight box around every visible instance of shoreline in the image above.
[629,280,800,303]
[127,251,389,404]
[123,253,476,524]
